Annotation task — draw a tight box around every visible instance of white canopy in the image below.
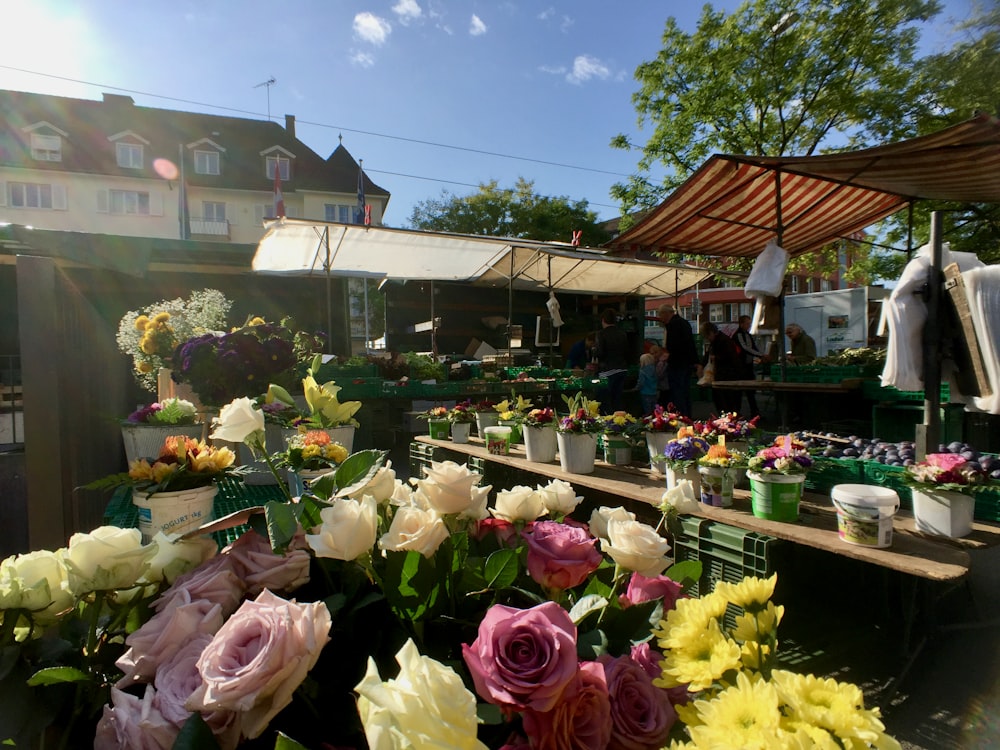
[252,219,710,296]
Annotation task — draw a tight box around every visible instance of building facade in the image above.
[0,89,389,243]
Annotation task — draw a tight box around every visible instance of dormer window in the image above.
[31,133,62,162]
[116,142,143,168]
[266,155,290,180]
[194,150,220,175]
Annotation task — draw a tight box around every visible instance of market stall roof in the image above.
[252,219,711,296]
[608,113,1000,259]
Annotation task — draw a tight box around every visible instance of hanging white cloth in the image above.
[958,265,1000,414]
[881,243,983,392]
[546,291,564,328]
[744,239,789,335]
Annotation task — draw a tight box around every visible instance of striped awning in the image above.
[609,113,1000,258]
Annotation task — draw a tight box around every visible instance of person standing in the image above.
[595,308,629,413]
[565,332,596,370]
[699,322,743,414]
[649,344,672,408]
[786,323,817,364]
[637,352,658,416]
[658,304,697,417]
[733,315,765,417]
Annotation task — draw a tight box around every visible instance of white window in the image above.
[266,156,290,180]
[195,150,220,175]
[679,306,692,320]
[806,278,816,293]
[7,181,67,210]
[790,276,800,293]
[30,133,62,161]
[821,278,833,292]
[325,204,353,223]
[116,142,143,169]
[202,201,226,221]
[738,302,753,318]
[109,190,149,214]
[709,304,724,323]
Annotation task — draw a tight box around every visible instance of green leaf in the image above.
[483,549,519,589]
[26,666,90,686]
[476,702,505,726]
[173,713,221,750]
[382,550,441,622]
[274,732,310,750]
[264,500,301,554]
[297,494,332,532]
[569,594,608,624]
[334,450,388,497]
[577,627,609,660]
[665,560,702,591]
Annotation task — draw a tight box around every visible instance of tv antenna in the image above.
[254,77,277,120]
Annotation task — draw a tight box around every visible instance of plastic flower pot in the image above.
[121,423,204,464]
[523,424,558,462]
[483,426,512,455]
[911,488,974,538]
[698,465,735,507]
[475,411,500,437]
[665,465,700,495]
[428,418,451,440]
[603,435,632,466]
[645,431,671,473]
[132,485,217,544]
[451,422,472,444]
[498,419,523,444]
[747,471,805,522]
[831,484,900,548]
[288,468,333,498]
[557,432,597,474]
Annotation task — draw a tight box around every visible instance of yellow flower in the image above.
[134,315,149,331]
[655,618,742,690]
[139,334,157,355]
[686,672,783,749]
[128,459,153,481]
[715,574,777,612]
[303,445,322,459]
[739,641,772,671]
[248,316,266,326]
[151,312,171,324]
[732,602,784,643]
[136,361,154,374]
[499,410,517,420]
[653,593,729,651]
[326,443,348,463]
[151,461,177,483]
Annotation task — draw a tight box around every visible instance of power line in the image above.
[0,64,632,179]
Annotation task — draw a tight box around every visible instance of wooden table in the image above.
[414,435,995,583]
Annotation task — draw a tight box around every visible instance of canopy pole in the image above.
[774,170,791,431]
[916,211,944,458]
[364,280,370,353]
[322,227,334,355]
[547,257,554,368]
[507,251,514,355]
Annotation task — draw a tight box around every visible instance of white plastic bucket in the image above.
[483,426,512,455]
[132,485,217,543]
[831,484,899,548]
[557,432,598,474]
[911,489,974,538]
[523,425,557,462]
[698,465,735,507]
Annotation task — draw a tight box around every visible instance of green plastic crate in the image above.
[862,381,951,402]
[974,486,1000,523]
[314,363,379,380]
[871,403,964,444]
[804,457,865,495]
[860,462,912,507]
[408,441,444,479]
[336,377,385,400]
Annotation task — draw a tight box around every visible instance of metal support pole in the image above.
[916,211,944,458]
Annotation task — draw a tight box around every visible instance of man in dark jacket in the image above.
[595,308,629,413]
[700,322,742,414]
[733,315,765,417]
[657,304,696,417]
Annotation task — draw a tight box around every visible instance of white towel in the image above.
[959,265,1000,414]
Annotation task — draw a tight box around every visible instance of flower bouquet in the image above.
[695,411,761,448]
[696,443,747,507]
[641,404,692,433]
[494,394,534,443]
[904,453,991,537]
[601,411,638,465]
[278,429,349,473]
[447,400,478,444]
[120,398,204,462]
[661,428,711,492]
[124,397,198,427]
[746,435,814,476]
[116,288,231,393]
[419,405,452,439]
[747,436,814,522]
[556,392,602,434]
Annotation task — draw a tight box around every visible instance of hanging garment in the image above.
[960,265,1000,415]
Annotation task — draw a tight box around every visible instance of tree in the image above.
[611,0,941,217]
[408,178,611,246]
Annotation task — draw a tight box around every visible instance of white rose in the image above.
[356,639,488,750]
[390,481,417,508]
[416,461,483,515]
[379,506,450,558]
[210,397,265,447]
[536,479,583,516]
[588,506,636,541]
[603,519,671,577]
[458,484,492,522]
[140,532,217,585]
[492,486,546,523]
[349,461,398,505]
[305,496,378,561]
[660,479,700,514]
[0,550,75,624]
[61,526,155,595]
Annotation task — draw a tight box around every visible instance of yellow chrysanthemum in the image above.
[326,443,348,463]
[151,461,177,483]
[714,574,777,612]
[739,641,773,672]
[136,360,154,374]
[151,311,171,324]
[302,445,322,459]
[686,672,782,749]
[779,721,842,749]
[654,593,730,652]
[656,618,742,690]
[139,334,157,355]
[732,602,785,642]
[134,314,150,331]
[128,459,153,481]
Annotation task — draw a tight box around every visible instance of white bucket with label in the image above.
[831,484,899,549]
[132,484,217,543]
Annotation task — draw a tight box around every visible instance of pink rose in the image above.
[116,594,224,686]
[522,661,611,750]
[462,601,578,712]
[154,554,245,617]
[628,643,662,681]
[619,573,683,611]
[94,686,177,750]
[522,521,603,591]
[186,589,332,741]
[223,529,311,596]
[473,518,523,548]
[925,453,967,472]
[152,634,240,749]
[600,655,676,750]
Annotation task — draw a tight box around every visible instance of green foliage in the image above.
[409,178,612,247]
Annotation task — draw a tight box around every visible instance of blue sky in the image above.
[0,0,976,230]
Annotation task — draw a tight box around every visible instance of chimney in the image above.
[285,114,296,137]
[102,93,134,106]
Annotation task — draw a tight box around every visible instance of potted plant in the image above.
[746,435,815,521]
[697,443,747,508]
[522,406,558,462]
[275,429,350,497]
[641,405,693,473]
[904,452,990,537]
[86,435,238,543]
[600,411,638,465]
[555,392,602,474]
[120,398,203,463]
[419,405,452,440]
[661,427,711,493]
[447,400,477,444]
[695,412,761,454]
[116,288,231,397]
[472,398,499,437]
[494,394,533,444]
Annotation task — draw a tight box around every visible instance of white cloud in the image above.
[566,54,610,85]
[560,15,574,33]
[353,12,391,45]
[538,7,555,20]
[469,14,487,36]
[350,51,376,68]
[392,0,422,24]
[538,64,567,75]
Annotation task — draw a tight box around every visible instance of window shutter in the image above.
[96,189,108,213]
[149,193,164,216]
[52,185,68,210]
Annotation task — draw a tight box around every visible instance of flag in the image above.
[273,159,285,218]
[354,159,366,225]
[178,145,191,240]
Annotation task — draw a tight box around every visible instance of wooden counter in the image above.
[414,436,983,582]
